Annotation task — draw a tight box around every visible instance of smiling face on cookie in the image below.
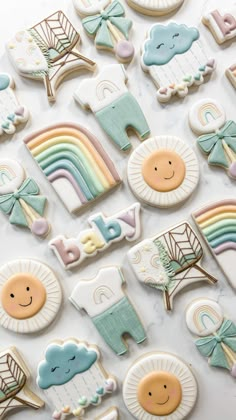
[142,149,186,192]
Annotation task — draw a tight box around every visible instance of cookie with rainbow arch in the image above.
[192,199,236,290]
[226,63,236,89]
[186,298,236,377]
[125,0,184,16]
[189,98,236,179]
[24,123,121,214]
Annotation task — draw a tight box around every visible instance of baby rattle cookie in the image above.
[125,0,184,17]
[123,352,198,419]
[141,22,215,103]
[189,98,236,179]
[127,136,199,208]
[192,199,236,290]
[0,258,62,333]
[0,347,44,419]
[74,64,150,151]
[202,7,236,45]
[6,11,96,102]
[128,221,217,310]
[0,159,50,237]
[226,63,236,89]
[37,338,116,419]
[70,266,146,355]
[0,73,28,136]
[24,123,121,214]
[186,298,236,377]
[73,0,134,63]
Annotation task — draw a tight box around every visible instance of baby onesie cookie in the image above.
[125,0,184,16]
[123,352,197,419]
[0,258,62,333]
[70,267,146,355]
[0,159,50,237]
[74,0,134,63]
[189,98,236,179]
[0,347,44,419]
[186,298,236,377]
[0,73,28,135]
[74,64,150,151]
[192,199,236,290]
[6,11,96,101]
[37,339,116,419]
[127,136,199,208]
[128,221,217,311]
[202,7,236,45]
[50,202,141,269]
[24,123,121,214]
[226,63,236,89]
[141,23,215,102]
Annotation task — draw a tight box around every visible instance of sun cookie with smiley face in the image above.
[127,136,199,208]
[0,259,62,333]
[123,352,198,419]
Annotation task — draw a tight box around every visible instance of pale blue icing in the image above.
[92,215,122,242]
[143,23,199,66]
[0,74,10,91]
[37,342,98,389]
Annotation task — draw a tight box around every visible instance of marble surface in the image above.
[0,0,236,419]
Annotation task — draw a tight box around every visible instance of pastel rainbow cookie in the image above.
[193,199,236,289]
[24,123,121,213]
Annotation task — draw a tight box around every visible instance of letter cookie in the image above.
[6,11,96,101]
[192,199,236,290]
[74,64,150,151]
[37,339,116,419]
[24,123,121,214]
[73,0,134,62]
[186,298,236,377]
[127,136,199,208]
[125,0,184,16]
[128,222,217,310]
[0,347,44,419]
[50,202,141,269]
[0,73,28,136]
[70,267,146,355]
[226,63,236,89]
[0,159,50,237]
[0,259,62,333]
[189,99,236,179]
[123,352,197,419]
[141,23,215,102]
[203,7,236,45]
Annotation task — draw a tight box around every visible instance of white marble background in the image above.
[0,0,236,418]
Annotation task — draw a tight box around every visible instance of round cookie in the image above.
[127,136,199,208]
[0,259,62,333]
[0,159,25,194]
[189,98,226,135]
[186,298,224,337]
[125,0,184,16]
[123,352,197,419]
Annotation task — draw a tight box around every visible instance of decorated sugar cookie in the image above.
[123,352,197,419]
[192,199,236,290]
[202,7,236,45]
[24,123,121,214]
[125,0,184,16]
[74,64,150,151]
[37,339,116,419]
[0,259,62,333]
[6,11,96,101]
[189,99,236,179]
[0,347,44,419]
[50,202,141,269]
[226,63,236,89]
[127,136,199,208]
[96,407,119,420]
[74,0,134,63]
[70,267,146,355]
[186,298,236,377]
[0,159,50,237]
[0,74,28,135]
[128,222,217,310]
[141,23,215,102]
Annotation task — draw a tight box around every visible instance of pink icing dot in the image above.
[31,218,50,237]
[115,40,134,60]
